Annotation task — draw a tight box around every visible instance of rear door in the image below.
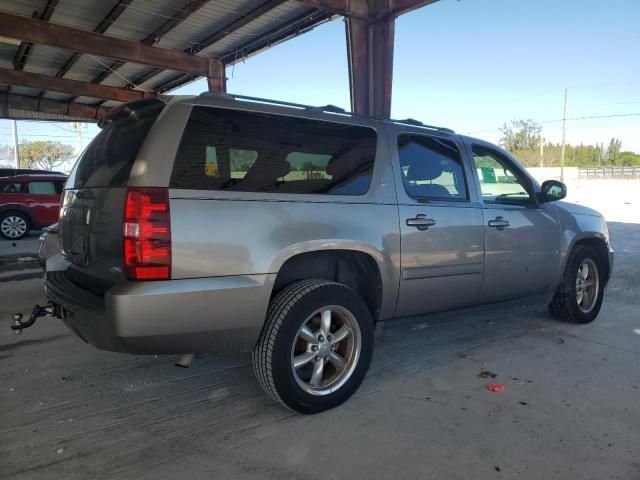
[392,132,485,317]
[24,180,59,226]
[60,99,165,286]
[467,141,561,301]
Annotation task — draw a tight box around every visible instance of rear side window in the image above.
[70,99,165,188]
[28,182,57,194]
[171,107,377,195]
[397,134,468,201]
[1,182,23,193]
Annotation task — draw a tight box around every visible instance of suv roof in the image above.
[0,168,66,176]
[0,174,68,182]
[191,92,456,135]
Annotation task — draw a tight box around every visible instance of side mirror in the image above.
[539,179,567,202]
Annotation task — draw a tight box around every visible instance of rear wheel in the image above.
[253,279,374,414]
[0,212,30,240]
[549,245,605,324]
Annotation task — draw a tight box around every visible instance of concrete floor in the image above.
[1,225,639,479]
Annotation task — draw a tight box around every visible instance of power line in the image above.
[465,112,640,135]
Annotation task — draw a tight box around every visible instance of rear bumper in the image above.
[45,270,274,354]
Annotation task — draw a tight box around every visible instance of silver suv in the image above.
[46,94,613,413]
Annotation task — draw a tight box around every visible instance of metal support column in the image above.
[207,59,227,92]
[345,13,395,118]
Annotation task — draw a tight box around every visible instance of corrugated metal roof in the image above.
[0,0,336,121]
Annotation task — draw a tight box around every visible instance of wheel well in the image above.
[272,250,383,321]
[572,237,610,284]
[0,208,32,226]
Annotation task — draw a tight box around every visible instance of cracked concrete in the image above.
[0,212,639,479]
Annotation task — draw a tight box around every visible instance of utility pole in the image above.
[539,134,544,168]
[71,122,84,155]
[560,88,568,182]
[11,120,19,168]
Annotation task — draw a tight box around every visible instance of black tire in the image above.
[549,245,605,324]
[253,279,374,414]
[0,211,30,240]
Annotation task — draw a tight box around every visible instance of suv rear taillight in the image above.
[123,187,171,280]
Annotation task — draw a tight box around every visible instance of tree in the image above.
[499,119,542,152]
[18,141,74,170]
[617,151,640,166]
[229,149,257,173]
[0,144,15,167]
[606,137,622,165]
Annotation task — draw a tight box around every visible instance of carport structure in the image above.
[0,0,437,122]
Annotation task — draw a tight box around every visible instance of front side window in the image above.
[397,134,468,201]
[171,107,377,195]
[472,145,530,203]
[28,182,57,195]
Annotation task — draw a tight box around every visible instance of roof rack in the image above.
[388,117,455,134]
[198,91,454,132]
[199,92,349,116]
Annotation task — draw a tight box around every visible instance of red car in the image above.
[0,174,67,240]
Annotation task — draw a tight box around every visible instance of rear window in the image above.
[171,107,377,195]
[69,99,165,188]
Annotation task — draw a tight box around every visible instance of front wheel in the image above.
[253,279,374,414]
[1,212,30,240]
[549,245,605,324]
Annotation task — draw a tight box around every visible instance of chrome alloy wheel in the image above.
[1,215,27,239]
[576,258,599,314]
[290,305,361,396]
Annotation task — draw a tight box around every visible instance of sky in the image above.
[1,0,639,170]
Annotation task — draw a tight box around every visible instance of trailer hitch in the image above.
[11,302,57,334]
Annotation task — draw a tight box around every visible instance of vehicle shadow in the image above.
[0,221,638,479]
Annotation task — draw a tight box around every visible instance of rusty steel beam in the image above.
[293,0,368,19]
[342,0,439,118]
[0,12,214,76]
[219,8,334,64]
[157,7,335,94]
[87,0,209,86]
[0,68,154,102]
[0,92,109,121]
[385,0,440,18]
[346,11,394,117]
[192,0,289,53]
[56,0,133,79]
[13,0,59,71]
[296,0,439,19]
[141,0,210,46]
[132,0,287,93]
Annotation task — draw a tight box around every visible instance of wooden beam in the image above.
[0,92,109,121]
[13,0,59,71]
[0,68,154,102]
[0,12,213,76]
[56,0,133,78]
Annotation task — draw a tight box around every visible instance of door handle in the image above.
[406,214,436,231]
[488,216,510,231]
